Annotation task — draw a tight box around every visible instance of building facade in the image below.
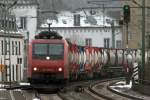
[12,0,38,40]
[38,26,122,48]
[0,33,24,82]
[12,0,39,81]
[0,3,24,82]
[0,0,38,82]
[38,11,123,48]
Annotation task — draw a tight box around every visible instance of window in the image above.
[68,30,70,33]
[128,32,133,40]
[5,40,7,55]
[72,29,74,33]
[18,41,21,55]
[15,41,18,55]
[1,20,4,28]
[116,40,122,48]
[88,29,90,32]
[6,20,8,28]
[17,58,22,64]
[96,29,98,32]
[74,14,80,26]
[147,8,150,17]
[20,58,22,64]
[12,41,14,55]
[12,21,15,29]
[20,17,27,29]
[1,40,3,55]
[104,38,110,48]
[9,20,12,29]
[85,38,92,46]
[12,65,14,81]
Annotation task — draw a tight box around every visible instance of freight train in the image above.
[27,31,143,84]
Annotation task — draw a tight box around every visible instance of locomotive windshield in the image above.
[33,43,64,60]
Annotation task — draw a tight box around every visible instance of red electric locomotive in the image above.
[27,31,69,83]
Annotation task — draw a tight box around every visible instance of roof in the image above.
[37,0,121,28]
[0,0,38,6]
[39,11,119,28]
[37,0,121,12]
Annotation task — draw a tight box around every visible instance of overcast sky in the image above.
[38,0,121,11]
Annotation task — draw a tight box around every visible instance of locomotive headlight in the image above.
[33,67,37,71]
[46,56,50,60]
[58,67,62,72]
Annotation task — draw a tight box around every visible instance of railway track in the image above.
[36,93,63,100]
[12,78,141,100]
[58,78,133,100]
[88,78,133,100]
[22,89,64,100]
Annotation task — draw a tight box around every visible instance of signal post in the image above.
[123,5,132,84]
[123,5,130,48]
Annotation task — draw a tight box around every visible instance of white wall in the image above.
[39,27,122,48]
[12,6,38,40]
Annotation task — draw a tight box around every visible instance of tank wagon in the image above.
[27,31,143,84]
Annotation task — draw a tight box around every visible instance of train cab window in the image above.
[48,44,64,59]
[49,44,64,55]
[33,43,64,60]
[33,44,48,55]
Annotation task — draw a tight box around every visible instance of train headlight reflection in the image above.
[58,67,62,72]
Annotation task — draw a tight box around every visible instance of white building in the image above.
[0,0,38,82]
[0,9,24,82]
[38,11,122,48]
[0,32,24,82]
[11,0,39,80]
[12,0,38,40]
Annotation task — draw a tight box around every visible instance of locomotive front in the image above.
[27,31,69,84]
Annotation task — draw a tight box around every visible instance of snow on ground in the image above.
[110,81,150,100]
[0,84,8,90]
[110,81,132,92]
[33,98,40,100]
[19,82,30,86]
